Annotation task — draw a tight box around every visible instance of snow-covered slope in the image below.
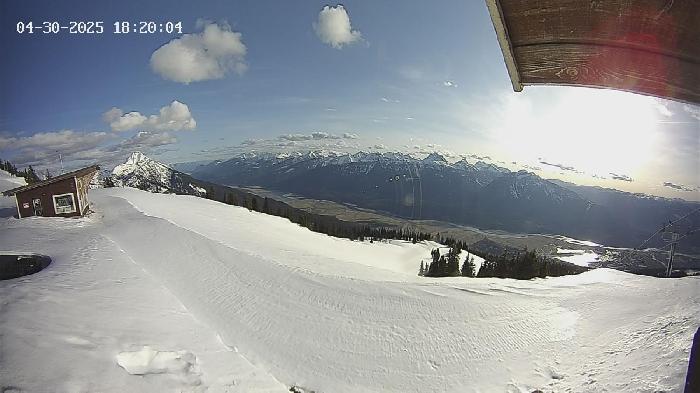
[0,214,287,392]
[0,169,27,216]
[2,187,697,392]
[0,168,27,190]
[112,152,206,196]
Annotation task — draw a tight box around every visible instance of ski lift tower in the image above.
[661,226,680,277]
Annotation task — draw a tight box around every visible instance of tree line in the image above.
[199,182,434,243]
[476,249,587,279]
[419,245,477,277]
[0,159,42,184]
[418,241,587,280]
[114,171,589,281]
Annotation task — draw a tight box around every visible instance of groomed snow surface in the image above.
[1,184,698,392]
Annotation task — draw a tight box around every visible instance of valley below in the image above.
[240,185,700,275]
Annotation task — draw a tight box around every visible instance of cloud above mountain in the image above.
[662,182,696,192]
[1,101,194,170]
[277,132,357,141]
[0,130,113,165]
[539,160,581,173]
[314,5,362,49]
[150,21,247,83]
[103,101,196,132]
[113,131,178,151]
[610,173,633,182]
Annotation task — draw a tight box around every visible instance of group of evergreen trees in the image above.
[477,249,586,279]
[209,187,435,243]
[419,245,586,280]
[0,159,41,184]
[419,245,476,277]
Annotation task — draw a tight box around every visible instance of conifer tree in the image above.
[103,176,115,188]
[461,256,475,277]
[447,244,461,276]
[426,249,441,276]
[438,255,447,276]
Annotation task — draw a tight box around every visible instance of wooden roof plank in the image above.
[488,0,700,104]
[501,0,700,61]
[515,43,699,104]
[2,165,100,196]
[486,0,524,92]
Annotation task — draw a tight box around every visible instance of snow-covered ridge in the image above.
[209,149,511,176]
[112,151,170,179]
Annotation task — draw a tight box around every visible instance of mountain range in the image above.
[114,150,700,253]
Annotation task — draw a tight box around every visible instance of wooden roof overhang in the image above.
[486,0,700,104]
[2,165,99,196]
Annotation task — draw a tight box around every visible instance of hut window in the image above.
[53,193,76,214]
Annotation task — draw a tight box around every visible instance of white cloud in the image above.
[104,101,196,132]
[314,5,362,49]
[150,21,247,83]
[114,131,178,150]
[610,172,633,182]
[278,132,358,141]
[106,110,148,132]
[10,130,110,152]
[0,130,113,165]
[662,181,696,192]
[0,136,15,150]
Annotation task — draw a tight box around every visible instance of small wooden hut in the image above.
[2,165,99,218]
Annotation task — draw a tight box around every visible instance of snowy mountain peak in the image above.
[474,160,509,173]
[111,152,205,196]
[423,152,447,163]
[113,152,168,177]
[126,151,148,165]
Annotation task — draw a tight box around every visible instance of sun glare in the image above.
[493,87,662,178]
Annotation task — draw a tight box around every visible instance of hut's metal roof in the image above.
[486,0,700,104]
[2,165,100,196]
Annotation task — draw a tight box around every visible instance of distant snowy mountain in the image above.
[192,149,593,231]
[171,159,213,174]
[191,150,700,252]
[112,152,206,196]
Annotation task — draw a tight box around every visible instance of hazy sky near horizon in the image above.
[1,0,698,200]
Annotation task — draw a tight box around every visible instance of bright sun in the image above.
[494,86,662,178]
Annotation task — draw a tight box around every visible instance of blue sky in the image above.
[1,0,698,200]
